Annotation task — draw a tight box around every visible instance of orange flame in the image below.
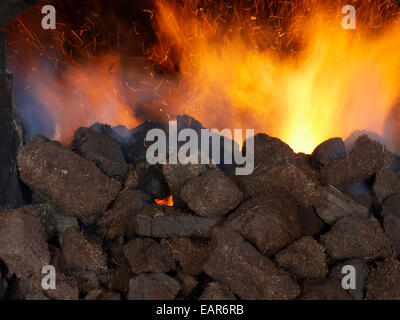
[24,54,139,144]
[151,0,400,153]
[6,0,400,154]
[155,195,174,206]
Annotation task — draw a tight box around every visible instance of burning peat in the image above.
[1,0,400,300]
[0,113,398,300]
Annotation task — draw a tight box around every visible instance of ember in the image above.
[155,195,174,206]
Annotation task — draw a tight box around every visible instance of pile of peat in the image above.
[0,117,400,300]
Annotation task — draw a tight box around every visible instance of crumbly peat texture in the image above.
[0,129,398,300]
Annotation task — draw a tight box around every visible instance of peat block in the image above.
[297,206,325,236]
[17,276,49,300]
[203,228,300,300]
[98,189,150,240]
[0,206,50,278]
[34,203,79,238]
[225,189,301,257]
[356,194,373,209]
[311,137,346,169]
[123,238,176,274]
[163,162,208,195]
[134,206,220,239]
[127,273,181,300]
[321,135,392,189]
[85,289,121,300]
[381,193,400,256]
[164,237,210,276]
[176,271,199,296]
[69,270,103,296]
[60,227,107,273]
[275,236,328,279]
[101,292,122,300]
[70,127,128,180]
[94,291,121,300]
[320,214,392,260]
[373,170,400,204]
[365,258,400,300]
[125,163,170,199]
[199,281,236,300]
[236,134,320,206]
[300,278,352,300]
[180,169,244,217]
[315,185,369,225]
[44,276,79,300]
[106,245,133,296]
[17,135,121,224]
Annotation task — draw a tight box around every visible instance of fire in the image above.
[6,0,400,153]
[5,3,144,145]
[27,54,139,144]
[155,195,174,206]
[151,0,400,153]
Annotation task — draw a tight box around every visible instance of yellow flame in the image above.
[153,0,400,153]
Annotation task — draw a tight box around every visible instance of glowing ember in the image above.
[155,195,174,206]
